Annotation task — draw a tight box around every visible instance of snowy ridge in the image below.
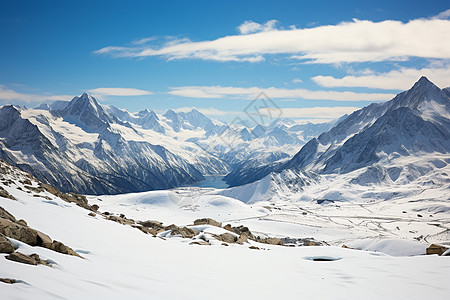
[0,93,336,194]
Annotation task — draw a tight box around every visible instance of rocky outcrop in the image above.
[5,252,51,266]
[0,186,15,200]
[217,233,237,243]
[0,278,17,284]
[43,241,81,258]
[6,252,38,265]
[193,218,222,227]
[0,206,80,257]
[426,244,450,256]
[167,225,199,239]
[0,233,15,253]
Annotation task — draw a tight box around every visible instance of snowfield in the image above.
[1,186,450,300]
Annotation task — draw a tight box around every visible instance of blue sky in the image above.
[1,0,449,122]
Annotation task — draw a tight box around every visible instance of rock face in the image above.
[6,252,38,265]
[0,234,15,253]
[168,225,199,239]
[426,244,450,256]
[43,241,81,258]
[218,233,237,243]
[226,77,450,188]
[0,218,51,246]
[193,218,222,227]
[0,206,80,257]
[0,186,15,200]
[0,278,17,284]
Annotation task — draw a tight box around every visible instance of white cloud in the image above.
[260,106,359,119]
[433,9,450,20]
[168,85,394,102]
[95,17,450,64]
[172,106,240,116]
[237,20,278,34]
[292,78,303,84]
[0,85,73,104]
[312,65,450,90]
[88,87,153,96]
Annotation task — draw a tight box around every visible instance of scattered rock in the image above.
[221,243,229,246]
[237,233,248,244]
[91,204,99,212]
[107,215,135,226]
[249,246,260,250]
[417,214,423,218]
[139,220,164,231]
[43,240,81,258]
[426,244,450,256]
[0,186,16,200]
[168,225,199,239]
[257,237,282,245]
[22,180,32,186]
[193,218,222,227]
[6,252,38,265]
[0,233,15,253]
[88,212,96,217]
[0,206,17,222]
[29,253,51,266]
[218,233,237,243]
[223,224,233,231]
[282,237,324,246]
[189,240,211,246]
[0,278,17,284]
[0,218,51,246]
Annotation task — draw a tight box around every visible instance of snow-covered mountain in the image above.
[225,77,450,189]
[0,93,334,194]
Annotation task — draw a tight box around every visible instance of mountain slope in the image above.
[226,77,450,188]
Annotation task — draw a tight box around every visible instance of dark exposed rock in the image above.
[218,233,237,243]
[17,219,27,226]
[281,237,324,246]
[168,225,199,239]
[88,212,96,217]
[139,220,164,231]
[223,224,255,240]
[0,186,16,200]
[249,246,260,250]
[91,204,99,212]
[189,240,210,246]
[42,240,81,258]
[0,233,15,253]
[193,218,222,227]
[6,252,38,265]
[0,218,51,246]
[0,206,17,222]
[0,278,17,284]
[257,237,282,245]
[107,215,135,226]
[426,244,450,256]
[237,233,248,244]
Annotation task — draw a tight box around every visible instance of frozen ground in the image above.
[1,161,450,299]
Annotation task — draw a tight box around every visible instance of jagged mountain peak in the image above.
[59,92,114,130]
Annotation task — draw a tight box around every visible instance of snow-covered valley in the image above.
[1,77,450,299]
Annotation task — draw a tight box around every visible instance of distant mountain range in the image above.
[0,92,335,194]
[224,77,450,196]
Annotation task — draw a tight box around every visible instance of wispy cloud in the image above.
[168,85,394,102]
[95,17,450,64]
[237,20,278,34]
[0,85,73,104]
[292,78,303,84]
[312,65,450,90]
[172,106,241,116]
[433,9,450,20]
[88,87,153,96]
[262,106,359,119]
